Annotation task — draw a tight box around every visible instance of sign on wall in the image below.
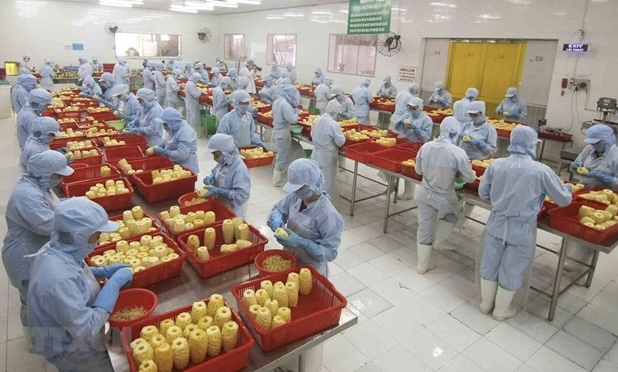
[398,66,417,83]
[347,0,391,35]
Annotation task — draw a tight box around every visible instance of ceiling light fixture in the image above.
[206,1,238,8]
[170,4,198,13]
[235,0,261,4]
[185,1,214,10]
[99,0,143,7]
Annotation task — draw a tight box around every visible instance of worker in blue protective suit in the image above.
[314,77,332,114]
[113,58,130,85]
[269,63,281,80]
[27,197,132,371]
[79,75,103,98]
[454,87,479,125]
[311,99,345,196]
[126,88,163,148]
[272,84,301,187]
[166,59,175,71]
[153,62,167,106]
[20,117,61,172]
[352,78,373,125]
[414,117,475,274]
[213,76,232,124]
[202,134,251,219]
[39,58,55,92]
[259,75,280,104]
[11,74,37,114]
[268,159,344,277]
[496,87,527,121]
[17,89,53,149]
[227,68,239,90]
[209,67,222,87]
[19,67,31,76]
[77,57,93,84]
[235,76,251,94]
[428,81,453,109]
[215,56,227,71]
[195,63,209,83]
[185,73,205,134]
[329,85,354,120]
[110,84,142,127]
[165,69,183,111]
[478,125,571,320]
[217,90,268,149]
[240,59,257,94]
[91,56,102,72]
[377,75,397,98]
[183,62,194,79]
[95,73,120,110]
[153,107,199,174]
[458,101,498,160]
[311,68,325,87]
[390,83,420,128]
[286,63,297,84]
[3,151,73,347]
[142,61,155,91]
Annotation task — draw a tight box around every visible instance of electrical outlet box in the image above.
[569,78,590,92]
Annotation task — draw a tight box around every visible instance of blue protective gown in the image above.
[217,109,262,148]
[210,74,222,87]
[81,84,103,99]
[39,65,55,91]
[415,138,476,245]
[20,139,49,172]
[390,90,412,127]
[310,114,345,195]
[479,154,571,290]
[239,66,257,94]
[165,75,182,110]
[154,70,167,106]
[314,83,331,114]
[112,63,129,85]
[27,242,113,371]
[272,97,299,171]
[428,90,453,109]
[184,80,203,133]
[496,97,527,121]
[206,153,251,218]
[268,193,343,277]
[394,112,434,143]
[142,68,155,91]
[77,63,93,81]
[352,86,373,124]
[11,85,29,114]
[161,121,199,174]
[336,97,355,120]
[259,85,280,104]
[288,69,297,84]
[311,74,325,86]
[453,98,474,124]
[213,86,229,124]
[377,84,397,98]
[458,121,498,160]
[573,144,618,189]
[16,106,38,149]
[2,176,56,325]
[134,102,163,148]
[120,94,142,126]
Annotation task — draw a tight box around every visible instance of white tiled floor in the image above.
[2,113,618,372]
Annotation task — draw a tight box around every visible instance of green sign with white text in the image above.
[347,0,391,35]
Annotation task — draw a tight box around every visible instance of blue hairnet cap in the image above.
[32,117,61,138]
[408,83,420,94]
[136,88,155,101]
[283,159,324,193]
[78,57,87,62]
[465,87,479,99]
[246,59,255,67]
[17,74,36,85]
[212,67,220,74]
[263,75,273,83]
[99,72,114,84]
[505,87,518,98]
[324,77,332,85]
[439,117,461,137]
[196,63,204,69]
[206,133,236,154]
[435,81,445,90]
[383,75,392,83]
[232,90,251,105]
[29,89,53,105]
[220,76,232,87]
[155,62,164,70]
[315,68,322,74]
[467,101,486,115]
[109,84,129,97]
[508,125,538,157]
[156,107,183,125]
[54,197,118,236]
[18,67,31,75]
[83,75,96,87]
[407,97,424,109]
[325,99,341,116]
[361,78,371,87]
[237,76,250,89]
[146,61,153,68]
[189,72,201,83]
[585,124,614,144]
[27,150,74,177]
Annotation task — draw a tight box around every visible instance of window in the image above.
[328,34,377,76]
[267,34,297,66]
[115,32,180,58]
[224,34,245,61]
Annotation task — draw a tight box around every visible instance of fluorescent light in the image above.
[185,1,214,10]
[207,1,238,8]
[236,0,261,4]
[430,2,456,8]
[99,0,142,7]
[169,4,198,13]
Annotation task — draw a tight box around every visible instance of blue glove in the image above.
[275,228,324,259]
[56,147,69,155]
[91,264,130,279]
[154,146,167,155]
[203,174,215,186]
[254,141,268,152]
[124,128,137,134]
[564,184,573,193]
[588,170,616,185]
[267,215,284,231]
[411,125,422,134]
[570,162,581,172]
[470,138,489,149]
[92,268,133,313]
[205,186,230,198]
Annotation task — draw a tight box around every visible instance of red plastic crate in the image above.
[56,111,82,119]
[239,146,275,168]
[63,177,134,212]
[94,212,162,251]
[85,233,185,288]
[371,149,417,173]
[472,165,488,177]
[133,167,198,203]
[177,222,266,278]
[178,191,209,209]
[118,156,175,183]
[343,141,394,164]
[395,141,423,153]
[104,145,145,163]
[96,134,148,150]
[548,201,618,244]
[256,112,273,126]
[90,111,117,121]
[158,198,236,238]
[71,149,104,166]
[120,298,253,372]
[538,131,573,142]
[50,136,88,149]
[231,266,347,351]
[543,182,588,212]
[60,164,121,190]
[355,124,398,138]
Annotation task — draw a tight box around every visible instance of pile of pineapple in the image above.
[239,147,274,159]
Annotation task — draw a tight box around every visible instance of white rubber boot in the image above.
[433,220,454,249]
[479,279,498,314]
[22,325,33,352]
[416,244,435,274]
[399,181,415,200]
[492,286,517,321]
[272,170,285,187]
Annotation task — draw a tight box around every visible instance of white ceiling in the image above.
[55,0,347,15]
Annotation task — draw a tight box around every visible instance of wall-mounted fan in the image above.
[198,27,212,43]
[377,32,401,57]
[104,22,119,35]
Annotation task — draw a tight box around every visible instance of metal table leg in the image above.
[383,175,394,233]
[585,249,600,287]
[349,161,359,216]
[549,237,568,321]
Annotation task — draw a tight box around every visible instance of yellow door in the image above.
[479,42,526,116]
[447,42,484,98]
